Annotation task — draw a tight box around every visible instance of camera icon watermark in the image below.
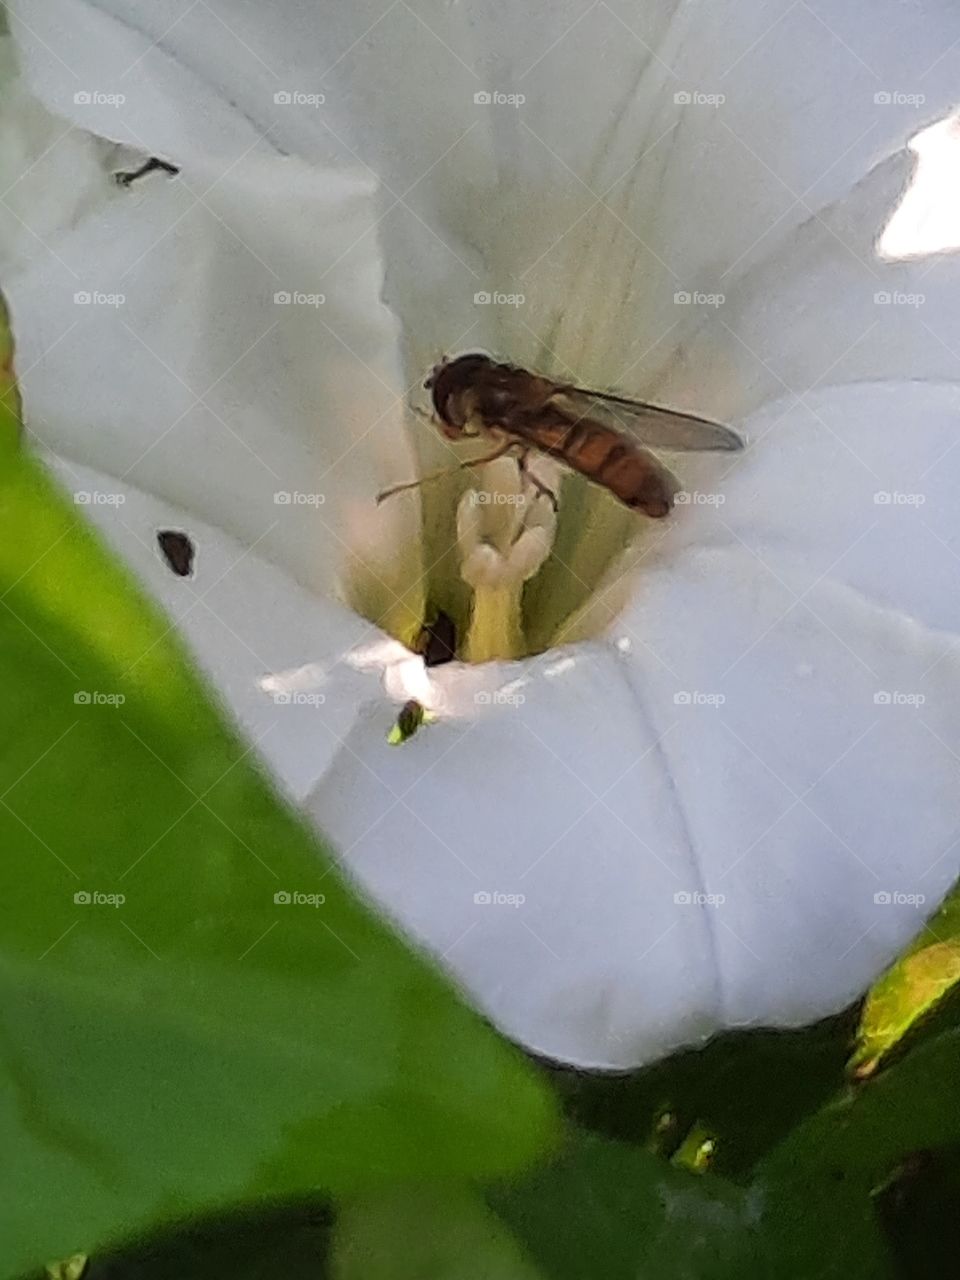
[273,90,325,107]
[74,291,125,307]
[474,688,526,707]
[874,90,925,106]
[874,890,925,906]
[674,290,725,307]
[673,690,726,706]
[271,690,326,707]
[274,889,326,906]
[873,690,925,707]
[473,90,525,107]
[73,490,125,506]
[673,890,725,906]
[74,889,125,906]
[874,290,924,308]
[473,890,526,907]
[473,290,525,307]
[73,90,126,107]
[873,490,925,506]
[73,690,126,706]
[274,490,326,506]
[468,490,527,506]
[674,90,725,107]
[674,490,725,506]
[274,290,325,307]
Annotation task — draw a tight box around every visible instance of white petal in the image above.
[614,566,960,1035]
[651,381,960,635]
[304,646,723,1070]
[652,142,960,424]
[131,0,949,624]
[616,382,960,1041]
[0,40,108,270]
[14,1,960,617]
[14,1,960,395]
[45,454,391,802]
[8,0,268,162]
[1,55,422,632]
[307,382,960,1069]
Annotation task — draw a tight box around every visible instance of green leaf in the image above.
[33,1201,334,1280]
[755,1029,960,1278]
[549,1011,855,1177]
[875,1145,960,1279]
[488,1131,760,1279]
[765,1028,960,1187]
[333,1186,542,1280]
[0,445,557,1275]
[44,1257,87,1280]
[750,1151,892,1279]
[850,884,960,1078]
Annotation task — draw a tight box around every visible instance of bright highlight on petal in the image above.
[879,114,960,261]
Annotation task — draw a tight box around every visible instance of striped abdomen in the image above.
[513,405,677,517]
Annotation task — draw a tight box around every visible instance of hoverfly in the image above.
[378,353,743,515]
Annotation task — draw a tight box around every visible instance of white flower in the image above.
[5,0,960,1069]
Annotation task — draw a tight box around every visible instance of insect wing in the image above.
[553,387,744,453]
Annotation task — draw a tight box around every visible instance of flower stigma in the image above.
[456,455,558,663]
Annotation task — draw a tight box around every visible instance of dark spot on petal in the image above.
[157,530,194,577]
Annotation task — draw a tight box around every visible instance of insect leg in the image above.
[407,403,480,437]
[376,440,517,504]
[517,450,559,512]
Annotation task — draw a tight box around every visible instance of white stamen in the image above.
[457,458,558,661]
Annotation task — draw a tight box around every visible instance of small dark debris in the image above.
[388,612,457,744]
[115,157,180,187]
[157,529,195,577]
[416,610,457,667]
[395,699,427,741]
